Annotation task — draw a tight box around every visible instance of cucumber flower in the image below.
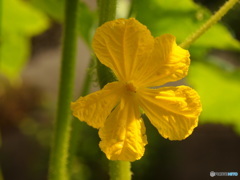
[71,18,202,161]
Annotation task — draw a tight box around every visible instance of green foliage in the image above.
[30,0,96,45]
[1,0,49,80]
[77,1,96,45]
[188,60,240,133]
[30,0,65,21]
[135,0,240,50]
[1,0,95,81]
[135,0,240,133]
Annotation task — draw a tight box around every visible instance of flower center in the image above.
[125,81,137,93]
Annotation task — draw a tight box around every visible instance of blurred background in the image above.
[0,0,240,179]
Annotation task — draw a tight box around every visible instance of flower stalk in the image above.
[109,161,132,180]
[180,0,239,49]
[48,0,78,179]
[97,0,117,87]
[97,0,132,179]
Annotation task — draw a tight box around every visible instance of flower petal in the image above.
[99,96,147,161]
[137,34,190,87]
[92,18,154,82]
[137,86,202,140]
[71,82,124,128]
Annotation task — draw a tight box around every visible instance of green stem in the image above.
[97,0,117,88]
[97,0,132,180]
[109,161,132,180]
[98,0,117,26]
[128,0,136,18]
[180,0,239,49]
[48,0,78,179]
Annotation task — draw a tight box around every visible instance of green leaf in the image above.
[1,0,49,80]
[1,33,29,80]
[30,0,65,21]
[135,0,240,50]
[187,60,240,133]
[77,1,96,45]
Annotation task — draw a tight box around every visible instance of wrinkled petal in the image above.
[71,82,124,128]
[99,96,147,161]
[137,86,202,140]
[137,34,190,87]
[92,18,154,82]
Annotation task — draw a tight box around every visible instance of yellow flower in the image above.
[71,18,202,161]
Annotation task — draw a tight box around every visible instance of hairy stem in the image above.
[98,0,117,26]
[128,0,136,18]
[180,0,239,49]
[48,0,78,179]
[109,161,132,180]
[97,0,132,180]
[97,0,117,88]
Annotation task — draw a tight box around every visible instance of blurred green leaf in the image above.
[30,0,64,21]
[187,60,240,133]
[30,0,96,44]
[1,0,49,80]
[1,33,29,80]
[136,0,240,50]
[77,1,96,45]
